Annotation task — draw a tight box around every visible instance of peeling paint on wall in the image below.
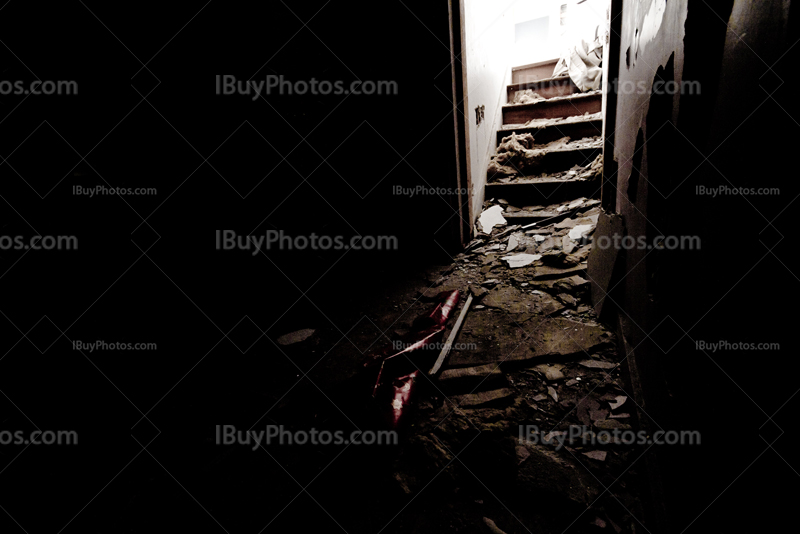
[638,0,667,51]
[629,0,667,68]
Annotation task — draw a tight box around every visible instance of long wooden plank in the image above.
[429,293,473,375]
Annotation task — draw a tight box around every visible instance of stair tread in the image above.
[510,136,603,155]
[507,75,571,92]
[499,111,603,132]
[501,211,560,219]
[503,90,601,110]
[488,175,595,185]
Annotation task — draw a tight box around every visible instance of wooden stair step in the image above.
[497,112,603,146]
[507,75,579,103]
[503,91,602,124]
[511,59,559,84]
[487,177,600,208]
[489,143,602,179]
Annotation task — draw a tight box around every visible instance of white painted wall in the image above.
[511,0,609,67]
[461,0,516,228]
[460,0,609,229]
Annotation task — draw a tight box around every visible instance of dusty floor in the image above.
[188,196,652,534]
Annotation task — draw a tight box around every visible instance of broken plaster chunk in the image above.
[578,359,617,370]
[533,363,565,381]
[483,517,509,534]
[582,450,607,462]
[561,235,577,255]
[451,388,515,408]
[608,395,628,410]
[276,328,315,345]
[501,253,542,268]
[479,205,507,233]
[470,285,489,299]
[594,419,632,431]
[506,234,520,252]
[568,224,594,240]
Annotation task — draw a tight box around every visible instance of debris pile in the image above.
[510,89,545,104]
[502,110,602,130]
[387,198,645,532]
[487,133,603,178]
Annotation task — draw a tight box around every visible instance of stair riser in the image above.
[503,94,602,124]
[511,59,558,84]
[497,120,603,146]
[507,79,579,103]
[486,180,600,208]
[488,147,601,182]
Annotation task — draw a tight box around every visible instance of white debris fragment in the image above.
[568,224,594,240]
[534,235,546,242]
[501,253,542,268]
[277,329,315,345]
[479,205,507,233]
[583,450,607,461]
[506,235,519,252]
[578,359,616,369]
[609,395,628,410]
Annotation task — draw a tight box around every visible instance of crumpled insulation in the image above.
[553,25,604,92]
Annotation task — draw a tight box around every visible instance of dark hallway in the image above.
[0,1,799,533]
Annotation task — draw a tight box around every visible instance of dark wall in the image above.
[0,2,465,531]
[603,0,799,531]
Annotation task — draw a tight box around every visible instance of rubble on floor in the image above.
[387,198,645,533]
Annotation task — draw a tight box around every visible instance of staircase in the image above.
[485,62,604,225]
